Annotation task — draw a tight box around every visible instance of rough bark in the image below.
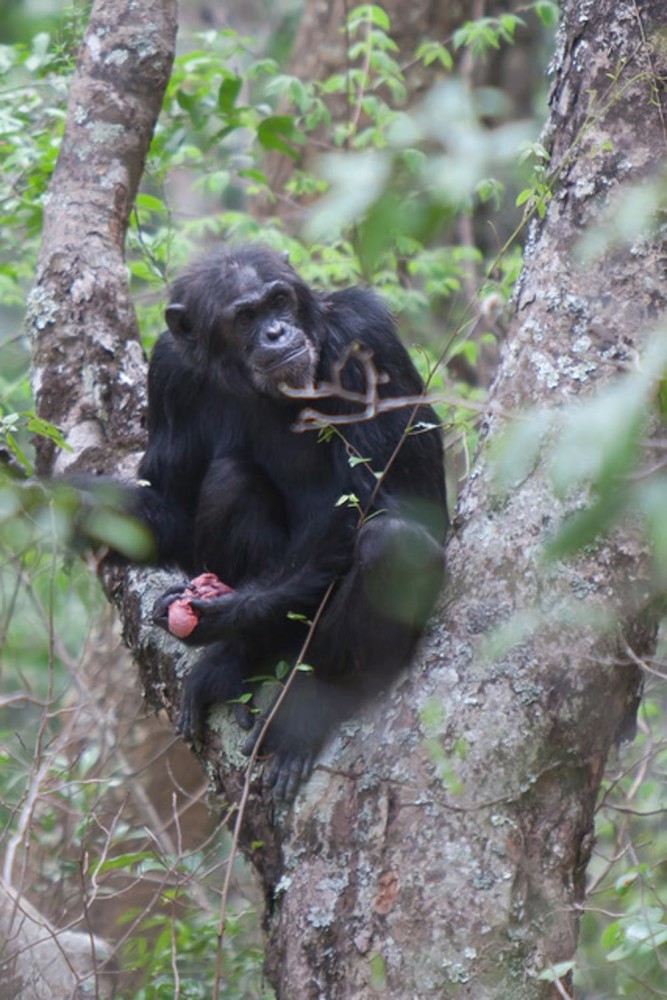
[27,1,667,999]
[28,0,177,477]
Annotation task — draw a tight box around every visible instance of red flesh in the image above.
[167,572,234,638]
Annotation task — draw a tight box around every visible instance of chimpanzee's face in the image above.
[221,267,319,396]
[165,256,319,398]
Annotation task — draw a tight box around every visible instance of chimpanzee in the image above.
[130,244,447,800]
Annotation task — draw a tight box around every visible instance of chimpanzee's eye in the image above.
[235,306,255,330]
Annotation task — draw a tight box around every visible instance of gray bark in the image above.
[26,0,667,998]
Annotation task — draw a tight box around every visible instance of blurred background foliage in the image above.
[0,0,665,996]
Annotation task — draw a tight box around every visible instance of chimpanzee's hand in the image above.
[153,575,236,644]
[179,593,238,643]
[152,583,189,629]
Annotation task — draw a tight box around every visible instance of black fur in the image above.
[133,245,448,799]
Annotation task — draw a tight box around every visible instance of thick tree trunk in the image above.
[28,0,177,477]
[27,0,667,998]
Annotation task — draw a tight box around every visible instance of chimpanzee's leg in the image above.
[177,640,255,737]
[245,515,445,798]
[313,515,445,688]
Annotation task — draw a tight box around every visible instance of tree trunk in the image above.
[27,0,667,998]
[29,0,177,477]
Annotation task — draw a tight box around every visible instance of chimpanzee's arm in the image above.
[152,503,357,641]
[128,333,214,569]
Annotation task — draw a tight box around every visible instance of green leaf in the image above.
[658,372,667,416]
[83,509,155,560]
[420,698,445,735]
[500,13,524,37]
[238,167,269,185]
[96,851,156,874]
[257,115,301,159]
[414,41,453,70]
[244,673,278,684]
[317,426,336,443]
[335,493,360,508]
[25,413,69,449]
[368,953,387,989]
[1,432,31,473]
[347,5,391,31]
[639,475,667,580]
[600,920,622,952]
[533,1,560,28]
[275,660,290,680]
[614,869,641,896]
[606,910,667,962]
[217,75,242,113]
[135,193,165,214]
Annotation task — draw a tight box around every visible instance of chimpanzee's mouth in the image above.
[265,345,310,373]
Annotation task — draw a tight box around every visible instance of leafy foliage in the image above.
[119,893,273,999]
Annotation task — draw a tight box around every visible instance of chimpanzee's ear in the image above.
[165,303,189,338]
